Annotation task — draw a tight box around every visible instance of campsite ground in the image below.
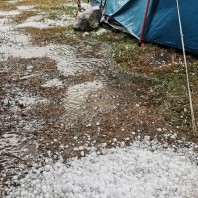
[0,0,198,197]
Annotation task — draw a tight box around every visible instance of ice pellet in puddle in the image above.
[5,139,198,198]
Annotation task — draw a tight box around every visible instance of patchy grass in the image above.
[0,0,18,10]
[46,6,77,20]
[23,26,79,46]
[153,63,198,140]
[12,10,38,23]
[77,25,198,141]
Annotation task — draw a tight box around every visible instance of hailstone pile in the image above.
[6,140,198,198]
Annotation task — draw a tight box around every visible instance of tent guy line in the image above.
[175,0,197,136]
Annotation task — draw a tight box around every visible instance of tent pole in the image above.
[102,0,108,14]
[176,0,197,136]
[138,0,150,47]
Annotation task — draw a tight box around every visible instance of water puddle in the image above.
[65,80,103,109]
[0,132,37,170]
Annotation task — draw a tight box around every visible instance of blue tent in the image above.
[92,0,198,54]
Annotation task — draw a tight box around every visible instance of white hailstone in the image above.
[31,180,37,186]
[13,175,18,180]
[121,128,125,132]
[156,128,162,132]
[44,165,51,172]
[137,135,141,139]
[44,193,50,198]
[86,123,92,127]
[21,184,25,188]
[113,138,117,142]
[21,191,27,196]
[73,147,78,151]
[97,127,101,132]
[79,146,84,150]
[101,149,107,154]
[74,136,78,140]
[96,121,100,126]
[33,190,38,195]
[101,143,107,148]
[61,185,68,193]
[59,144,65,149]
[80,151,85,157]
[125,137,129,141]
[36,184,41,190]
[131,132,136,135]
[120,141,125,147]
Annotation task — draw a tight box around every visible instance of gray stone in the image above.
[74,6,101,31]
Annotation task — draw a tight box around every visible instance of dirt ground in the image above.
[0,0,198,196]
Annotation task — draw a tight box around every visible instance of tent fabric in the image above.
[92,0,198,54]
[92,0,106,8]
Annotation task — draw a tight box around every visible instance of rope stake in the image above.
[176,0,197,136]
